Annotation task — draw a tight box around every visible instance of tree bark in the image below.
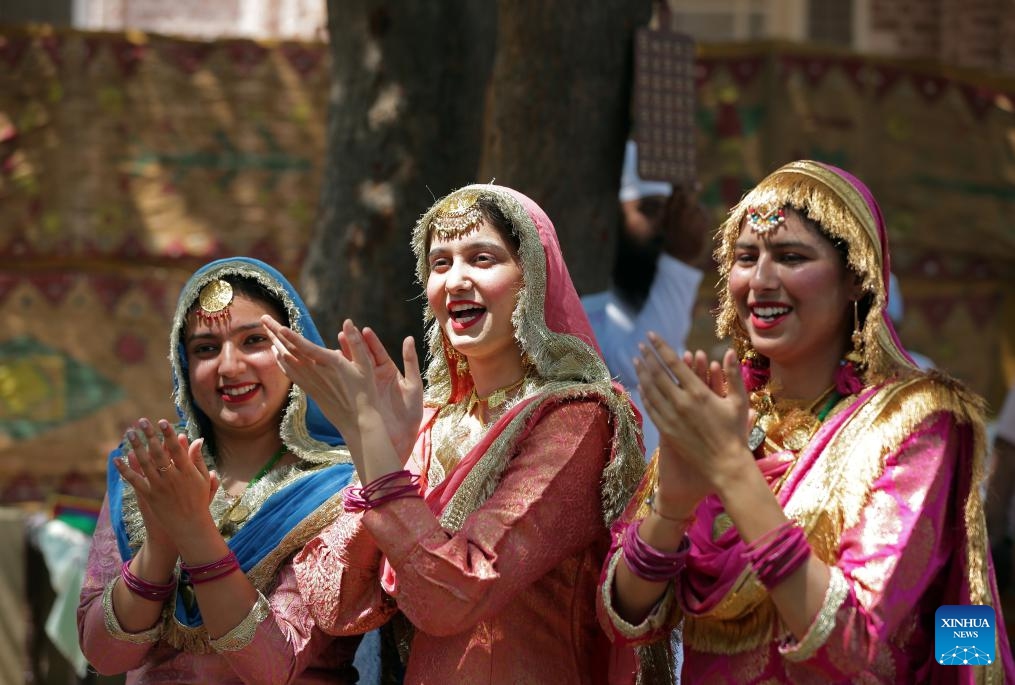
[308,0,650,355]
[305,0,496,350]
[478,0,652,295]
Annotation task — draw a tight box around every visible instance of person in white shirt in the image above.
[583,140,710,458]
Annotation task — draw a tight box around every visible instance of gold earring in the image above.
[845,300,864,366]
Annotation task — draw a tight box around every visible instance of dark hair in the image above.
[474,195,521,253]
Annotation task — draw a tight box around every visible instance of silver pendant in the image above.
[747,424,766,451]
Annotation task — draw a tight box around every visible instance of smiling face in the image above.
[185,293,292,438]
[425,219,524,365]
[729,209,862,369]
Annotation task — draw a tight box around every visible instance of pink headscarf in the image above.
[408,183,644,526]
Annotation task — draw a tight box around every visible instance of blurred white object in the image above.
[37,518,91,678]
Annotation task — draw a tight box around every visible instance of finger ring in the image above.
[157,462,173,473]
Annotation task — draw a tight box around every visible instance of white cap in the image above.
[619,140,673,202]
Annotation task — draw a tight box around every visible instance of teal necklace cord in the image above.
[247,444,287,487]
[815,390,842,422]
[217,444,288,529]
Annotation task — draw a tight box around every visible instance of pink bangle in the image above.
[120,560,176,602]
[620,520,689,583]
[343,470,421,512]
[746,520,811,589]
[181,551,241,585]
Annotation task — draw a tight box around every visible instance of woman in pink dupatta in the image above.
[262,184,645,684]
[599,160,1015,683]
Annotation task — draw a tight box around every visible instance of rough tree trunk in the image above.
[308,0,650,354]
[478,0,652,295]
[304,0,496,350]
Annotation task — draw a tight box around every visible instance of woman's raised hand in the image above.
[351,327,423,461]
[115,419,216,549]
[635,334,754,501]
[262,317,423,464]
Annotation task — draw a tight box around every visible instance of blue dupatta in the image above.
[107,257,354,632]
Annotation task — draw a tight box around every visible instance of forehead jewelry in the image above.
[196,279,234,324]
[430,189,484,241]
[746,205,786,235]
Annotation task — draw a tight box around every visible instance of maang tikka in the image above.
[430,190,484,241]
[746,205,786,235]
[196,279,234,324]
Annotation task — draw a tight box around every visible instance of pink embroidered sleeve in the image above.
[216,562,353,683]
[78,498,351,681]
[781,412,962,679]
[292,504,397,636]
[362,400,611,636]
[78,496,155,673]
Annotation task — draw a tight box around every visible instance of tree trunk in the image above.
[305,0,496,351]
[478,0,652,295]
[308,0,650,356]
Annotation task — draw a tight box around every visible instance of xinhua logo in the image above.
[935,605,995,666]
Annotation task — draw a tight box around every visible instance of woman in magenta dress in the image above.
[262,184,646,684]
[599,160,1015,683]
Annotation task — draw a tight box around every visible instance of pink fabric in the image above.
[77,498,361,684]
[601,388,1015,683]
[297,400,616,685]
[498,187,602,355]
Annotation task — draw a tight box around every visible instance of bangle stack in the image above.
[745,520,811,590]
[181,551,241,585]
[621,520,689,583]
[343,470,421,513]
[120,561,176,602]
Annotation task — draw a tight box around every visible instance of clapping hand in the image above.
[635,335,754,508]
[115,418,216,549]
[262,317,423,465]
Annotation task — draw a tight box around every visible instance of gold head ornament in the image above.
[746,205,786,235]
[430,189,484,241]
[196,279,233,324]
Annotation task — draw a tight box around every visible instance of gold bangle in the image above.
[650,503,696,527]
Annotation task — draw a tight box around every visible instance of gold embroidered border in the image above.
[102,578,165,644]
[208,591,271,653]
[600,550,676,641]
[780,565,849,661]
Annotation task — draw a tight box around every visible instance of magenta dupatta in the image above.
[679,385,879,616]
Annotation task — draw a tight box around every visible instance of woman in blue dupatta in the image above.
[77,258,362,684]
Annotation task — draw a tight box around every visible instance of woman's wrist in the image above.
[136,541,179,577]
[710,446,760,498]
[651,488,698,524]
